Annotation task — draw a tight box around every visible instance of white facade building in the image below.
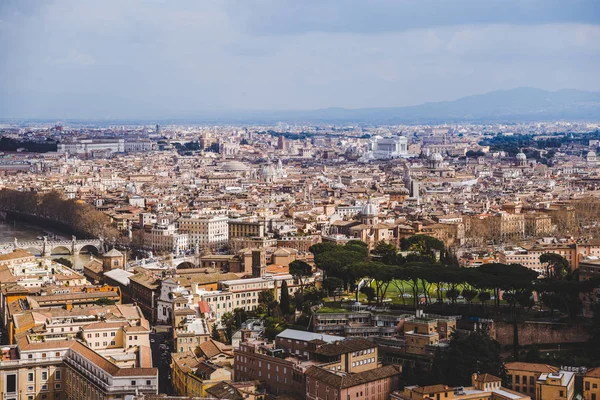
[179,214,229,250]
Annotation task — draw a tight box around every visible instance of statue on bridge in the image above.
[13,237,18,250]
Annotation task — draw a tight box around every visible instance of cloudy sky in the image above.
[1,0,599,119]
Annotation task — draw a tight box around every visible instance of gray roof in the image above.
[104,269,134,286]
[276,329,344,344]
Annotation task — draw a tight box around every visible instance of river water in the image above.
[0,221,92,270]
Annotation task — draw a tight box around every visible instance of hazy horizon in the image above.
[1,1,599,119]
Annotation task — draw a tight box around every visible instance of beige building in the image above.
[179,214,229,250]
[394,373,529,400]
[505,362,559,399]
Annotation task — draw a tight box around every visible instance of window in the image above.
[586,382,590,391]
[28,372,34,382]
[56,371,61,380]
[559,391,564,397]
[146,380,151,385]
[111,332,116,337]
[131,381,136,386]
[42,371,48,380]
[516,376,520,384]
[55,383,61,390]
[41,384,48,391]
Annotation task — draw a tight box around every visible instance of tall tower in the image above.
[251,249,266,278]
[277,135,286,151]
[155,124,160,135]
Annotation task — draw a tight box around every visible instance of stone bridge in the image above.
[0,237,104,256]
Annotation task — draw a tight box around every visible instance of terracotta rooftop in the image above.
[305,364,401,389]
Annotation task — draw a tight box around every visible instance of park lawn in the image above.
[371,279,469,304]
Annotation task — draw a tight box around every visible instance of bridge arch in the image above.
[51,245,72,255]
[176,261,195,269]
[78,244,100,256]
[24,247,43,256]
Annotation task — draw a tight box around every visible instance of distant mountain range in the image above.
[255,87,600,125]
[5,87,600,125]
[171,87,600,125]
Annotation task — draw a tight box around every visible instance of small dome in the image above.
[430,153,443,162]
[261,164,275,177]
[516,152,527,160]
[361,200,379,216]
[587,151,597,157]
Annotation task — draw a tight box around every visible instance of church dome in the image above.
[587,151,597,158]
[361,200,379,216]
[516,152,527,160]
[220,161,249,172]
[430,152,443,162]
[260,164,275,177]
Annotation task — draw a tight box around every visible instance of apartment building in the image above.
[171,351,232,397]
[64,341,158,400]
[536,370,576,400]
[305,364,401,400]
[584,368,600,400]
[234,330,384,399]
[505,362,559,399]
[394,373,529,400]
[524,213,553,237]
[179,214,229,250]
[234,338,305,398]
[140,223,189,254]
[0,312,157,400]
[228,218,266,239]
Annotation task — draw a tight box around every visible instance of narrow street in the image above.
[150,331,173,395]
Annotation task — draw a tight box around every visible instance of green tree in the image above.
[372,241,398,265]
[233,308,247,328]
[360,286,376,304]
[289,260,312,293]
[524,345,541,362]
[309,242,338,256]
[94,297,116,305]
[433,330,506,387]
[462,289,478,309]
[360,261,394,306]
[279,280,291,316]
[211,324,221,341]
[221,312,236,344]
[55,257,73,268]
[400,234,444,255]
[323,277,344,301]
[477,291,491,308]
[258,289,277,317]
[539,253,569,281]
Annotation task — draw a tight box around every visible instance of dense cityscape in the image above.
[2,1,600,400]
[0,121,599,400]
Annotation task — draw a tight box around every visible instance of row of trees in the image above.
[311,238,600,319]
[0,189,118,239]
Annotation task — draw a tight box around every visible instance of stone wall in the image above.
[495,320,591,347]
